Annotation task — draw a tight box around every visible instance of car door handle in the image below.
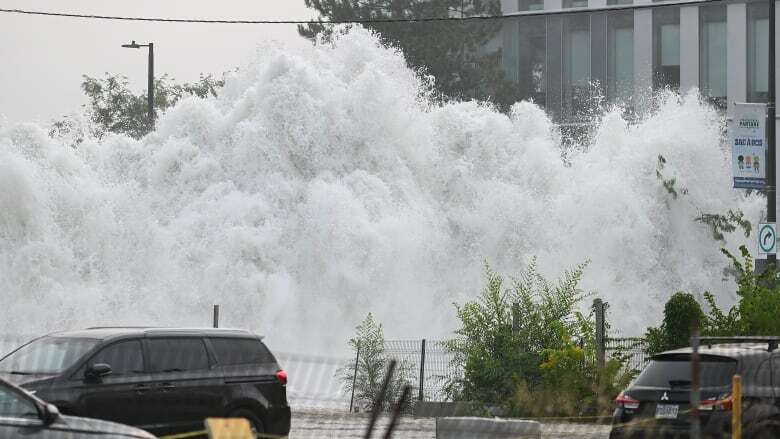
[158,383,176,392]
[134,384,152,394]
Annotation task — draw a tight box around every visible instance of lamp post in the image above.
[121,40,154,129]
[768,0,776,267]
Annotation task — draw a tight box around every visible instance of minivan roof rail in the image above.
[699,336,780,352]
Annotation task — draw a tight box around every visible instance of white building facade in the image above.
[497,0,772,121]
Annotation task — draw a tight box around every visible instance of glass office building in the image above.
[498,0,770,122]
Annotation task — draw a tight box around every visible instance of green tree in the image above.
[55,73,225,141]
[299,0,521,108]
[644,292,705,355]
[338,313,414,412]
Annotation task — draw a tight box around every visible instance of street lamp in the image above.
[767,0,776,267]
[121,40,154,130]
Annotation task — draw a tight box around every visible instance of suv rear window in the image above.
[210,338,274,366]
[635,354,737,387]
[147,338,210,372]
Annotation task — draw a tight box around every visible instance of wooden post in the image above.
[213,304,220,328]
[732,374,742,439]
[594,299,605,369]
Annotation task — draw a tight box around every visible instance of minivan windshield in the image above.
[634,355,737,388]
[0,337,99,374]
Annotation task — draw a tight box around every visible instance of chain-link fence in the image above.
[383,339,460,403]
[605,337,649,373]
[380,337,650,404]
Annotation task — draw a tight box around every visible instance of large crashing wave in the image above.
[0,28,762,352]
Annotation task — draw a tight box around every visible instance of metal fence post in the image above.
[691,325,701,439]
[213,304,220,328]
[594,299,605,369]
[418,339,426,401]
[349,341,361,413]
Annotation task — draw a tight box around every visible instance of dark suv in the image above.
[610,338,780,439]
[0,327,291,437]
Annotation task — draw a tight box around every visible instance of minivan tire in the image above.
[229,408,265,435]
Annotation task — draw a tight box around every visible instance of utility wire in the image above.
[0,7,507,24]
[0,1,729,25]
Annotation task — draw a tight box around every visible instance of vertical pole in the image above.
[350,342,361,413]
[732,374,742,439]
[512,302,520,335]
[769,0,776,265]
[594,299,605,369]
[594,299,606,415]
[364,360,397,439]
[690,325,701,439]
[212,304,219,328]
[418,339,426,402]
[148,43,155,130]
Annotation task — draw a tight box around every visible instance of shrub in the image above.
[338,313,415,412]
[446,260,634,417]
[644,292,705,355]
[704,246,780,336]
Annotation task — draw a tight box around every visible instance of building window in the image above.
[563,15,591,118]
[518,16,547,105]
[700,5,727,106]
[608,12,634,103]
[653,7,681,91]
[748,2,769,102]
[519,0,544,11]
[563,0,589,7]
[607,0,633,5]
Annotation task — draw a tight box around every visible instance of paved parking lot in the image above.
[290,410,610,438]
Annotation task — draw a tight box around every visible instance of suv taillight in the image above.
[276,370,288,385]
[616,391,640,410]
[700,394,732,411]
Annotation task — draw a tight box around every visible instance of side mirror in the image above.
[42,403,60,425]
[85,363,112,380]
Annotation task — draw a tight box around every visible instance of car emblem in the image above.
[661,392,670,401]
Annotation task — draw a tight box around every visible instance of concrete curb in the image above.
[436,416,542,439]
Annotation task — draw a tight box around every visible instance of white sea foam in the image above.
[0,28,762,353]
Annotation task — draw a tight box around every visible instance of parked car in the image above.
[0,327,291,437]
[0,376,154,438]
[609,337,780,439]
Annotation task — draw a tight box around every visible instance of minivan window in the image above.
[147,338,209,372]
[0,337,99,374]
[635,355,737,387]
[88,340,144,376]
[210,338,273,366]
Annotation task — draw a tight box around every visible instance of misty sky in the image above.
[0,1,315,124]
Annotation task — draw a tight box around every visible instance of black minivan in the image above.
[610,338,780,439]
[0,327,291,437]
